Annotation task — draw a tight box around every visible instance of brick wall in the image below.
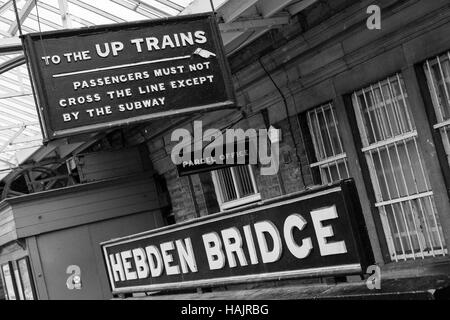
[139,0,450,244]
[144,103,316,222]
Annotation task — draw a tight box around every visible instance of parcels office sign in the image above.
[101,180,373,294]
[22,14,235,140]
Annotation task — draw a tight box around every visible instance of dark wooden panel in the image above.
[14,178,156,217]
[77,147,145,183]
[0,241,26,265]
[7,174,162,238]
[0,230,17,249]
[0,205,16,247]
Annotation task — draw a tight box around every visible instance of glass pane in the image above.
[233,166,255,198]
[216,168,237,202]
[18,258,35,300]
[1,264,16,300]
[352,73,447,261]
[425,53,450,169]
[426,55,450,120]
[12,263,24,300]
[307,103,349,185]
[355,76,415,145]
[319,160,349,184]
[215,166,258,205]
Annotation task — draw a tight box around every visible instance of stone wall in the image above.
[136,0,450,265]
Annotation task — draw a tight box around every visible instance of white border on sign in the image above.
[102,186,353,293]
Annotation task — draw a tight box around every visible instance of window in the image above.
[305,102,350,184]
[17,257,36,300]
[351,73,447,261]
[1,262,17,300]
[211,165,261,210]
[0,258,36,300]
[424,51,450,167]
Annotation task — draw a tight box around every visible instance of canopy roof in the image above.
[0,0,318,180]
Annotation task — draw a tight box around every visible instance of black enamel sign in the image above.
[22,14,236,141]
[176,140,253,177]
[101,180,374,294]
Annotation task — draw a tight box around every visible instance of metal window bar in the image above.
[306,103,350,184]
[216,167,237,202]
[425,52,450,167]
[352,73,447,261]
[214,165,258,204]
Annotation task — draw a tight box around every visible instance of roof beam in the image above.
[0,126,25,153]
[0,122,39,131]
[68,0,125,23]
[257,0,294,17]
[219,16,289,32]
[221,0,295,49]
[0,36,22,54]
[120,0,174,18]
[288,0,318,15]
[148,0,184,12]
[39,1,94,27]
[110,0,162,19]
[224,0,317,53]
[219,0,259,23]
[0,157,15,167]
[8,0,36,36]
[0,1,13,15]
[0,54,25,74]
[180,0,228,15]
[58,0,72,28]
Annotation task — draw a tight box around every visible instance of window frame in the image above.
[299,102,350,185]
[16,257,37,300]
[349,72,447,261]
[1,262,19,301]
[419,50,450,189]
[0,257,36,301]
[211,165,261,211]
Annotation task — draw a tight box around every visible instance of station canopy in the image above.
[0,0,317,180]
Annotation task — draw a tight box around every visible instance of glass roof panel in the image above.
[0,0,193,177]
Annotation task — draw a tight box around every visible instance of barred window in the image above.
[211,165,260,210]
[305,102,350,184]
[424,51,450,167]
[351,73,447,261]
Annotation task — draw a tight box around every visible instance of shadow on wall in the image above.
[0,280,4,300]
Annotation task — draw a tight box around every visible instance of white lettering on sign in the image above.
[62,112,80,122]
[106,206,349,283]
[120,250,138,281]
[64,51,92,63]
[160,241,181,276]
[311,205,348,256]
[145,245,163,277]
[202,232,225,271]
[33,22,227,133]
[283,214,313,259]
[254,221,283,264]
[109,253,125,282]
[96,41,124,58]
[132,248,150,279]
[221,227,248,268]
[175,238,198,274]
[243,225,258,265]
[129,31,207,53]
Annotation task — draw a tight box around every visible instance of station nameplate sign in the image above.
[101,180,373,294]
[22,13,236,141]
